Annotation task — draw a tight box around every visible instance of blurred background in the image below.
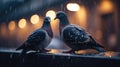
[0,0,120,51]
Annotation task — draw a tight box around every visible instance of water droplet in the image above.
[52,55,55,59]
[22,58,25,63]
[10,54,13,59]
[75,37,77,39]
[5,10,8,14]
[67,56,70,59]
[9,6,12,11]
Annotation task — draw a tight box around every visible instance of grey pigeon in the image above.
[16,17,53,56]
[54,11,105,53]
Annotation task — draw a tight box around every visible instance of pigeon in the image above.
[54,11,105,53]
[16,17,53,56]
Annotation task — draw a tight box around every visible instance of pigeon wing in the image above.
[16,29,46,50]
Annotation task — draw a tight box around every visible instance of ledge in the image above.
[0,50,120,67]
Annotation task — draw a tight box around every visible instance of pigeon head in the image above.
[43,17,51,27]
[54,11,67,20]
[44,17,51,24]
[54,11,69,27]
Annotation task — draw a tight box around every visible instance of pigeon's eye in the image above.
[58,14,65,17]
[58,14,63,17]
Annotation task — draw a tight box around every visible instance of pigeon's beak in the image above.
[48,19,51,22]
[54,16,58,20]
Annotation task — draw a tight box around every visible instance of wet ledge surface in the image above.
[0,50,120,67]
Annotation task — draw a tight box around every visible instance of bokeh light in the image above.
[66,3,80,11]
[99,0,113,13]
[30,14,40,24]
[0,23,8,38]
[8,21,16,31]
[18,18,27,29]
[46,10,56,20]
[47,49,60,54]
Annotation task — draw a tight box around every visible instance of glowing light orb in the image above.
[66,3,80,11]
[30,14,40,24]
[46,10,56,20]
[8,21,16,31]
[18,18,27,29]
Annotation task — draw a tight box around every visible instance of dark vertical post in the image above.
[115,0,120,51]
[100,13,115,50]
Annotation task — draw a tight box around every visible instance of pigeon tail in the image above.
[16,43,26,50]
[16,45,24,50]
[89,36,104,48]
[93,47,105,52]
[16,47,21,50]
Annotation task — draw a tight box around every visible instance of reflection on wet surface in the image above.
[98,51,120,57]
